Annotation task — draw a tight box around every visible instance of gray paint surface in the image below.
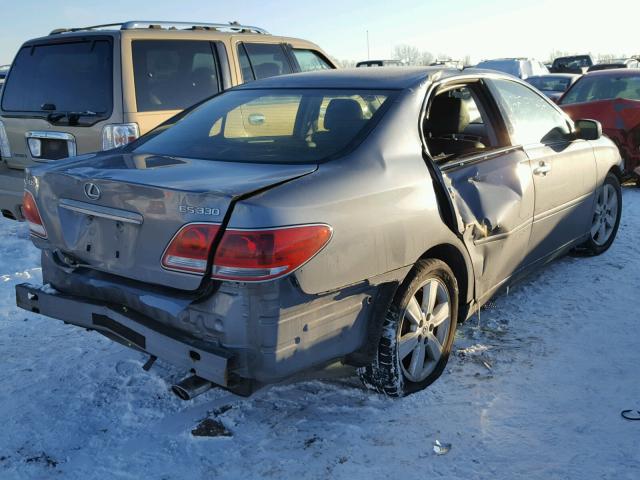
[18,68,623,386]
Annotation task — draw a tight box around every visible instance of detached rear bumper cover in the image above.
[16,283,231,386]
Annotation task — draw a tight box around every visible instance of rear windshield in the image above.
[132,40,221,112]
[132,88,394,163]
[560,74,640,104]
[553,56,592,69]
[1,40,112,114]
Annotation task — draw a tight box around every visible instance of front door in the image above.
[488,78,597,265]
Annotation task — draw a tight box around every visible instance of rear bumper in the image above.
[16,283,232,386]
[0,163,25,220]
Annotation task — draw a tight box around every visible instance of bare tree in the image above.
[393,44,422,65]
[418,51,435,66]
[336,59,357,68]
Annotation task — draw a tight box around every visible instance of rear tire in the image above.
[358,259,458,397]
[578,172,622,256]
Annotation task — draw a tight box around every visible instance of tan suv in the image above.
[0,21,335,220]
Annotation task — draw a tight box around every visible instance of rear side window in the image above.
[292,49,332,72]
[1,40,112,114]
[132,40,220,112]
[238,43,293,82]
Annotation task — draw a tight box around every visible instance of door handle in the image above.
[533,162,551,176]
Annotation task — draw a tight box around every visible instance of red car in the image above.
[559,69,640,177]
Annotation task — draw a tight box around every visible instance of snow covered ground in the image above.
[1,189,639,480]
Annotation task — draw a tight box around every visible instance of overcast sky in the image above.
[1,0,638,65]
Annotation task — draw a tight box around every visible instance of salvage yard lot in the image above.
[1,189,639,480]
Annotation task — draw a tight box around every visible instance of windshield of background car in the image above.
[1,40,112,114]
[527,76,572,92]
[560,74,640,104]
[553,56,591,69]
[131,88,395,163]
[476,60,520,77]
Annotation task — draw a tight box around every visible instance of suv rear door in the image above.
[0,36,121,168]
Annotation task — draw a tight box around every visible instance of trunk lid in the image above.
[29,152,317,290]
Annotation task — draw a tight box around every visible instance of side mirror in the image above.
[574,119,602,140]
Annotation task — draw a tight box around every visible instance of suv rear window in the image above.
[132,88,394,163]
[238,43,293,82]
[132,40,220,112]
[1,40,112,114]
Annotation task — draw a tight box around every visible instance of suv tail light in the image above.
[23,191,47,238]
[161,223,332,281]
[0,120,11,158]
[102,123,140,150]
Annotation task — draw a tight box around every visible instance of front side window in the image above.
[132,40,220,112]
[292,49,332,72]
[238,43,293,82]
[1,40,112,115]
[561,74,640,104]
[491,79,571,145]
[132,88,394,163]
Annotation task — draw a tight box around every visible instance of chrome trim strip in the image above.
[25,131,75,141]
[59,199,143,225]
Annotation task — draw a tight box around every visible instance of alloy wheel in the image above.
[397,278,452,383]
[591,183,618,246]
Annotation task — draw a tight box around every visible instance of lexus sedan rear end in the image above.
[17,68,623,397]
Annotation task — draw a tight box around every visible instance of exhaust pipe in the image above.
[171,375,213,401]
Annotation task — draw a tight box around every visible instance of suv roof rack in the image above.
[49,21,269,36]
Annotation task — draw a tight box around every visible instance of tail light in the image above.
[23,191,47,238]
[162,223,220,273]
[102,123,140,150]
[212,225,332,281]
[162,223,332,281]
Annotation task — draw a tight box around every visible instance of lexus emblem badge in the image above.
[84,183,101,201]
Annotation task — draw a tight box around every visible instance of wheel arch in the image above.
[418,242,473,321]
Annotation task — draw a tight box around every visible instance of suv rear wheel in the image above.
[358,259,459,396]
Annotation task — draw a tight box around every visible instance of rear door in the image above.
[124,38,228,135]
[426,80,536,302]
[488,78,597,265]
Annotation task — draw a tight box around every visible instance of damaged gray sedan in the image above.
[17,68,623,398]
